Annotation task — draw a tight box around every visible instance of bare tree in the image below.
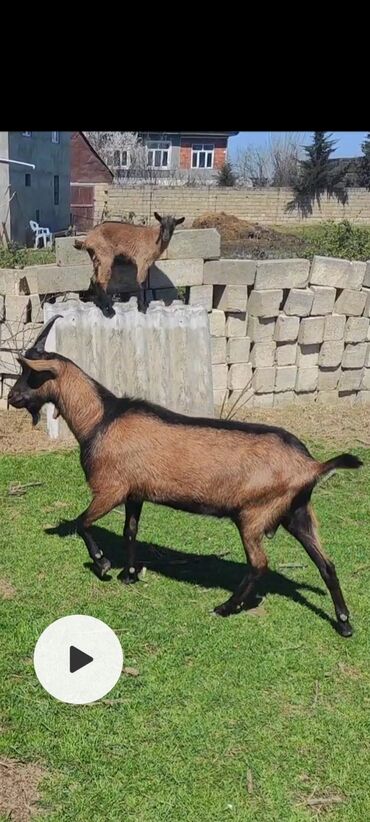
[233,133,306,188]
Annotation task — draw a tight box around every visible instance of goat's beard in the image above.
[24,399,44,427]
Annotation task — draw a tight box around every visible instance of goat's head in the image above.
[154,212,185,245]
[7,316,63,425]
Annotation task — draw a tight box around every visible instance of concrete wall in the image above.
[1,229,370,420]
[8,131,71,245]
[101,185,370,225]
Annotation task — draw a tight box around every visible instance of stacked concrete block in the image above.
[248,289,282,318]
[226,313,247,337]
[276,343,297,366]
[213,285,248,313]
[284,288,313,316]
[228,363,253,390]
[275,366,297,392]
[250,342,276,367]
[254,259,309,290]
[227,338,251,363]
[189,285,213,310]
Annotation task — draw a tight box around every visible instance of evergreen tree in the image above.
[217,162,236,187]
[287,132,349,215]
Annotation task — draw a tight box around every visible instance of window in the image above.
[25,173,31,187]
[22,131,32,137]
[191,143,214,169]
[51,131,60,143]
[54,175,59,206]
[111,150,129,168]
[147,141,171,168]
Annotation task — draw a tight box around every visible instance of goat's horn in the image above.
[26,315,63,356]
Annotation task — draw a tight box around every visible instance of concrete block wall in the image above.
[1,230,370,412]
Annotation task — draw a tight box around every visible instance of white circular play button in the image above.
[33,615,124,705]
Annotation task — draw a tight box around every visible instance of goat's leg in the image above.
[214,515,268,617]
[122,499,143,584]
[136,265,150,313]
[282,503,353,637]
[95,259,115,318]
[76,491,124,579]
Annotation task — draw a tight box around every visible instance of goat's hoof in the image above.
[93,557,112,579]
[102,305,115,318]
[336,619,353,638]
[214,601,235,618]
[122,572,139,585]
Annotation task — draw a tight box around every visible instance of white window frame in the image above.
[191,143,214,169]
[146,140,171,169]
[22,131,32,137]
[51,131,60,144]
[111,149,130,169]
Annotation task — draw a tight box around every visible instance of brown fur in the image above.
[9,351,361,634]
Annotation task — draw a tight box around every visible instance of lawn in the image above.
[0,445,369,821]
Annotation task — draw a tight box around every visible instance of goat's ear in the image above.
[154,212,162,222]
[18,356,60,376]
[175,216,185,225]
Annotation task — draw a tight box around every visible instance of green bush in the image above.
[0,244,55,269]
[300,220,370,261]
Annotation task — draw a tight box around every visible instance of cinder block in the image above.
[255,259,309,290]
[344,316,369,343]
[310,285,336,315]
[209,310,225,337]
[273,391,295,407]
[213,285,248,313]
[276,343,297,366]
[20,264,92,294]
[310,256,357,289]
[227,337,251,363]
[356,390,370,405]
[248,289,282,318]
[250,341,276,368]
[55,236,90,266]
[226,312,247,338]
[211,337,227,364]
[334,290,366,316]
[0,350,21,375]
[212,363,228,390]
[342,343,367,369]
[149,259,204,288]
[317,391,339,405]
[294,391,317,406]
[0,269,25,296]
[253,366,276,393]
[318,367,341,390]
[5,295,30,322]
[284,288,313,317]
[167,228,220,260]
[338,369,363,391]
[366,343,370,367]
[363,288,370,318]
[296,344,320,367]
[247,316,275,342]
[324,314,346,341]
[189,285,213,310]
[364,261,370,288]
[274,314,299,342]
[361,369,370,390]
[319,341,344,368]
[253,393,274,408]
[296,367,319,393]
[351,261,367,288]
[298,317,325,345]
[228,363,253,390]
[275,365,297,392]
[204,259,256,285]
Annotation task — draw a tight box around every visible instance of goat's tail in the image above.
[74,238,86,250]
[318,452,363,479]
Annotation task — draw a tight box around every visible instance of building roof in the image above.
[75,132,113,179]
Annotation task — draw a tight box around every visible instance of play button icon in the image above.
[69,645,94,674]
[33,615,124,704]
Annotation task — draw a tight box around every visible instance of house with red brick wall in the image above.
[111,132,239,181]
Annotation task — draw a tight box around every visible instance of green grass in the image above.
[0,446,369,821]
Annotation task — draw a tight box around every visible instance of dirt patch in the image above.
[0,410,72,456]
[0,578,17,599]
[0,758,46,822]
[192,212,306,258]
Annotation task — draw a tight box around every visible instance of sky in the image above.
[228,132,368,159]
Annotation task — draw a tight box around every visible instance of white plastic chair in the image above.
[29,220,52,249]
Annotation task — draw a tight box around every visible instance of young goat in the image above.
[8,317,362,638]
[74,212,185,318]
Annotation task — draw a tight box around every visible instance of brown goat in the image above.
[75,212,185,317]
[8,317,362,638]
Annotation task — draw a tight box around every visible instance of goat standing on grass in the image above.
[74,212,185,318]
[8,317,362,638]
